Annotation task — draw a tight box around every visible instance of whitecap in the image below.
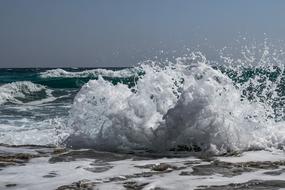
[0,81,56,105]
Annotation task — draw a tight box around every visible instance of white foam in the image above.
[0,157,94,190]
[218,150,285,163]
[0,153,199,190]
[0,119,69,146]
[0,150,285,190]
[68,52,285,154]
[139,165,285,190]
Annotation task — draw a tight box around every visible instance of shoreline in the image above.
[1,145,285,190]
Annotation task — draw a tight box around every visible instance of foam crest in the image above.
[0,81,55,105]
[68,52,285,154]
[39,68,140,78]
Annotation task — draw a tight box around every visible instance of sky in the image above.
[0,0,285,68]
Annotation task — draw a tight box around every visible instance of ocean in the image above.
[1,51,285,189]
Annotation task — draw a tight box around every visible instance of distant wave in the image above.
[3,41,285,154]
[0,81,56,105]
[39,68,141,78]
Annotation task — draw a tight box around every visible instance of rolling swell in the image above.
[38,67,142,88]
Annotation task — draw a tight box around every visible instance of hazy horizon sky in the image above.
[1,0,285,68]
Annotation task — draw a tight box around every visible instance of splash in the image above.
[67,52,285,154]
[218,39,285,121]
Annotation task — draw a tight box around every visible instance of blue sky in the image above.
[0,0,285,67]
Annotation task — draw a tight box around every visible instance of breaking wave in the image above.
[67,51,285,154]
[0,81,56,105]
[39,68,140,78]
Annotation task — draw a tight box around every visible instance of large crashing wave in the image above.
[67,52,285,154]
[0,81,55,105]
